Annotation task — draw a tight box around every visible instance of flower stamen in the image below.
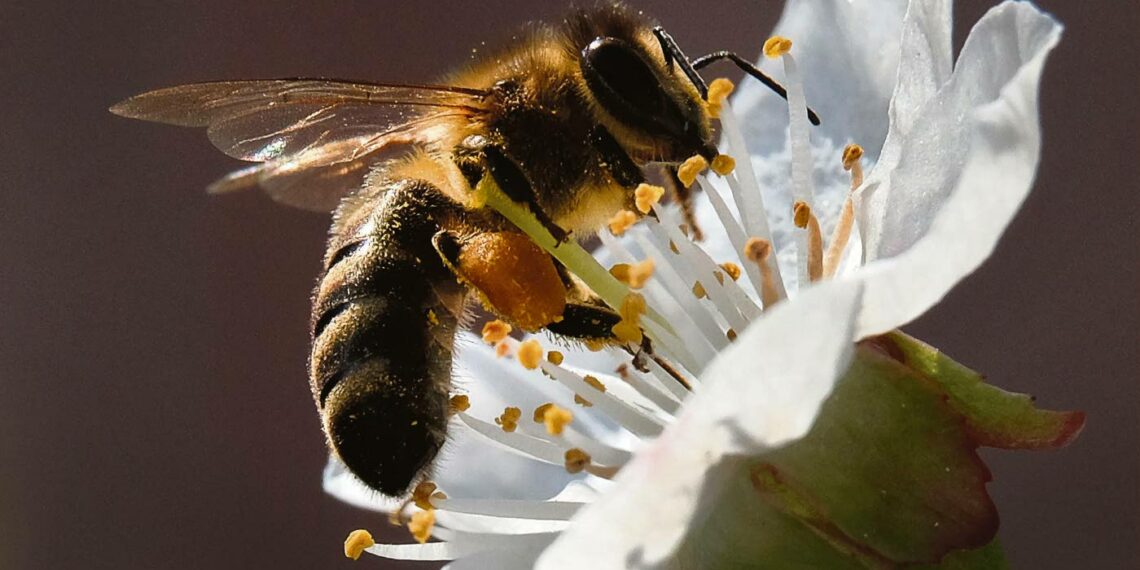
[677,154,709,187]
[793,201,823,282]
[745,237,781,308]
[824,144,863,277]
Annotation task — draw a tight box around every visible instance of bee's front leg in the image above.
[454,134,570,244]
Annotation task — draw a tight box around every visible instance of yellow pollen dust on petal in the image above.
[517,339,543,370]
[710,154,736,176]
[495,406,522,432]
[574,394,593,407]
[481,320,512,344]
[564,448,592,474]
[705,77,735,118]
[763,35,793,59]
[547,350,564,365]
[677,154,709,188]
[407,510,436,544]
[634,183,666,214]
[448,394,470,414]
[542,404,573,435]
[607,209,639,236]
[343,529,375,560]
[583,374,607,392]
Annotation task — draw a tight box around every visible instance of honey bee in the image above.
[111,3,815,497]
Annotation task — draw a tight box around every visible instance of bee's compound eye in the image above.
[580,37,685,138]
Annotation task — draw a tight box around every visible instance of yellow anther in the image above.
[343,529,375,560]
[407,510,435,544]
[719,262,742,281]
[547,350,564,365]
[564,448,592,474]
[517,339,543,370]
[543,404,573,435]
[494,340,512,358]
[692,281,707,299]
[583,374,607,392]
[710,154,736,175]
[669,240,680,254]
[607,209,639,236]
[496,407,522,432]
[574,394,593,407]
[842,143,864,170]
[744,237,772,262]
[426,309,439,326]
[449,394,471,414]
[611,258,655,289]
[634,183,666,214]
[677,154,709,187]
[726,328,737,341]
[619,293,647,320]
[481,320,512,344]
[533,403,554,422]
[792,201,823,282]
[705,77,735,118]
[792,200,812,229]
[763,36,793,59]
[612,293,646,343]
[411,481,445,511]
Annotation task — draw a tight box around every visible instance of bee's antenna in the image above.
[652,27,709,99]
[692,51,821,125]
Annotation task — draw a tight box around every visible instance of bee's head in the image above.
[566,6,716,164]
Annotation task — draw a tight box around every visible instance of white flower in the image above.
[327,0,1063,567]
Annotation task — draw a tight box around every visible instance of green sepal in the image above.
[675,333,1083,569]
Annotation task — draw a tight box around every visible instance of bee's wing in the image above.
[110,79,487,211]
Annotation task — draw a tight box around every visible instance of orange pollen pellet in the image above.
[343,529,375,560]
[634,183,666,214]
[517,339,543,370]
[547,350,564,365]
[481,320,512,344]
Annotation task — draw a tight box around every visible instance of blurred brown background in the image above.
[1,0,1136,568]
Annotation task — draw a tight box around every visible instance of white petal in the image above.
[733,0,910,159]
[536,280,862,569]
[858,1,1061,261]
[855,2,1062,337]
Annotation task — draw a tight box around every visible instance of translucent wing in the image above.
[110,79,487,210]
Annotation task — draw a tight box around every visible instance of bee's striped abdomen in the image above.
[310,179,465,496]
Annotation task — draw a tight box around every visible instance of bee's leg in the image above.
[661,165,704,241]
[431,229,568,332]
[454,135,570,244]
[588,126,645,189]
